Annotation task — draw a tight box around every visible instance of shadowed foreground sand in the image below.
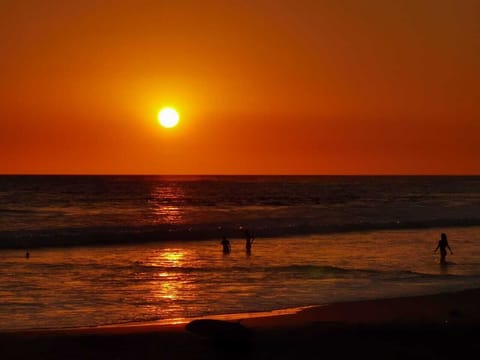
[2,288,480,359]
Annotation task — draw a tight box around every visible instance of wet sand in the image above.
[2,288,480,359]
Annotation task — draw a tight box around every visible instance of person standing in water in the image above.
[434,233,453,265]
[220,236,231,254]
[245,229,254,254]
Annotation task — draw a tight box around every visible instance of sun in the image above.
[158,108,180,128]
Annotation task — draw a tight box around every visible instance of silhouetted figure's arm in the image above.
[447,244,453,254]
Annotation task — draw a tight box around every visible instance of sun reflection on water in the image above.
[139,249,198,306]
[148,184,185,224]
[157,280,177,300]
[161,250,184,264]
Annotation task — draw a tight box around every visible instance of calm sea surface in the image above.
[0,176,480,330]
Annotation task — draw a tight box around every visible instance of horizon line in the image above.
[1,173,479,177]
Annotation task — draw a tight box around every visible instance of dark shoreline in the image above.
[2,287,480,359]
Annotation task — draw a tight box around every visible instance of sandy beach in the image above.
[2,287,480,359]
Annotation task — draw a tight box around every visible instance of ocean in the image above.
[1,176,480,330]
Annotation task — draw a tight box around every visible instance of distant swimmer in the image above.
[25,251,30,259]
[434,233,453,265]
[245,229,254,254]
[220,236,231,254]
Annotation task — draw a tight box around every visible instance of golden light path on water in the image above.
[140,249,195,306]
[149,183,185,224]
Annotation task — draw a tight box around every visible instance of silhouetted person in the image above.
[245,230,254,255]
[220,236,231,254]
[25,251,30,259]
[434,233,453,265]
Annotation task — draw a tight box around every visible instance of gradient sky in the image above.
[1,0,479,174]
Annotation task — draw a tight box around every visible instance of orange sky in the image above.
[1,0,479,174]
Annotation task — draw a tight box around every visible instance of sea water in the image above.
[0,176,480,330]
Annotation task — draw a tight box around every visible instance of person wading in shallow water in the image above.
[434,232,453,265]
[220,236,231,254]
[245,229,254,255]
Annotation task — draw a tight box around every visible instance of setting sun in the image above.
[158,108,180,128]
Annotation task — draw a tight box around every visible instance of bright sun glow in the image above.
[158,108,180,128]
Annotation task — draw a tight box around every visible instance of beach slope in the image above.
[2,288,480,359]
